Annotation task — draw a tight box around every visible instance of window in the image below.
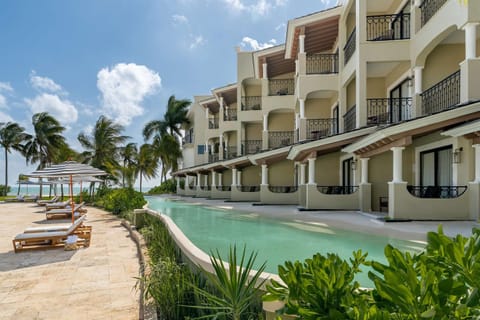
[342,157,354,187]
[197,145,205,155]
[389,78,412,122]
[332,105,339,135]
[420,146,453,187]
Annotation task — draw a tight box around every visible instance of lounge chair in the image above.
[12,218,91,253]
[24,195,39,202]
[45,200,71,211]
[5,195,25,202]
[37,196,59,206]
[24,215,87,233]
[46,202,86,220]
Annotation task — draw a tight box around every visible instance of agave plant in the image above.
[190,245,267,320]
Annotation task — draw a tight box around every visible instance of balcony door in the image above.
[342,158,354,188]
[389,78,411,122]
[420,146,453,187]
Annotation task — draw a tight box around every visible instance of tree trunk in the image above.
[139,170,143,193]
[4,149,8,196]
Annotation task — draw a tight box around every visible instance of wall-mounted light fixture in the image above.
[351,159,357,170]
[453,147,463,164]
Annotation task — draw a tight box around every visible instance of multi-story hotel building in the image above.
[174,0,480,221]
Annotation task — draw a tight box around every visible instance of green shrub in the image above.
[147,179,176,195]
[101,187,146,215]
[0,185,11,196]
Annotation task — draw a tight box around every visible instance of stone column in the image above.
[465,23,479,60]
[299,99,305,119]
[196,173,201,189]
[413,66,424,118]
[261,164,269,186]
[219,134,224,160]
[391,147,405,183]
[263,114,269,150]
[262,63,268,79]
[300,163,306,185]
[211,170,216,188]
[308,157,316,185]
[232,168,238,186]
[204,174,208,187]
[299,34,305,54]
[359,158,371,212]
[218,173,223,186]
[237,171,242,187]
[360,158,369,184]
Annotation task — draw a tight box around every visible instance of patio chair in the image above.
[5,195,25,202]
[46,202,86,220]
[37,196,59,206]
[12,218,91,253]
[24,215,87,233]
[24,195,39,202]
[45,200,71,211]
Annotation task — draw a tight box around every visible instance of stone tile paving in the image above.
[0,202,140,319]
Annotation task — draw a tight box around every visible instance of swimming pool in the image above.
[147,196,424,286]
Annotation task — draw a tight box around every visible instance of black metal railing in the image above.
[367,98,413,125]
[421,70,460,116]
[268,186,298,193]
[306,53,339,74]
[200,185,212,191]
[208,153,219,163]
[208,117,219,129]
[269,131,295,149]
[216,186,231,192]
[237,186,261,192]
[223,108,237,121]
[317,186,359,195]
[343,105,356,132]
[407,185,467,198]
[344,28,356,65]
[307,118,338,140]
[268,79,295,96]
[367,13,410,41]
[420,0,448,27]
[241,96,262,111]
[183,131,194,145]
[224,146,238,160]
[242,140,262,155]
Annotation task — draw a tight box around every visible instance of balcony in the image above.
[241,96,262,111]
[366,13,410,41]
[268,186,298,193]
[208,153,219,163]
[268,131,295,149]
[317,186,359,195]
[343,105,356,132]
[208,117,219,129]
[224,146,238,160]
[241,140,262,155]
[407,185,467,198]
[343,28,356,65]
[421,70,460,116]
[306,118,338,140]
[420,0,448,27]
[367,98,413,125]
[306,54,339,74]
[268,79,294,96]
[223,108,237,121]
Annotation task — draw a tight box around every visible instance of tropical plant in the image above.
[98,187,146,215]
[77,115,129,181]
[152,134,181,183]
[136,143,158,193]
[0,122,30,196]
[190,245,266,320]
[119,142,137,188]
[23,112,67,169]
[147,179,176,194]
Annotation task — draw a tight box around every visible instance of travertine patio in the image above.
[0,202,140,320]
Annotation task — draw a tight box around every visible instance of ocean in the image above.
[7,185,149,196]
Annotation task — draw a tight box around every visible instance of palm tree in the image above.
[77,115,129,181]
[24,112,67,169]
[136,143,158,192]
[0,122,30,196]
[119,142,138,188]
[153,134,182,183]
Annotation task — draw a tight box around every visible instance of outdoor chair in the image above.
[5,195,25,202]
[12,217,92,253]
[24,195,39,202]
[46,202,86,220]
[37,196,59,206]
[45,200,71,211]
[24,215,87,233]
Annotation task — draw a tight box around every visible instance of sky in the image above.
[0,0,337,188]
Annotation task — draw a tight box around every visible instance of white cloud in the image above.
[320,0,337,6]
[189,35,206,49]
[240,36,277,50]
[172,14,189,24]
[29,71,64,93]
[0,110,13,122]
[0,82,13,92]
[97,63,161,126]
[275,22,286,31]
[25,93,78,124]
[0,95,6,109]
[223,0,287,16]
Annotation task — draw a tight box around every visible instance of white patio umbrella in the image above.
[29,161,107,223]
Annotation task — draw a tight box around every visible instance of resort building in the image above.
[174,0,480,221]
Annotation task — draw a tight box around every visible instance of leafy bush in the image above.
[101,187,146,215]
[147,179,176,194]
[0,185,11,196]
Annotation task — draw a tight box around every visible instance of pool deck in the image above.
[165,195,480,241]
[0,202,140,320]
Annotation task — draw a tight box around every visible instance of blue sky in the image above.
[0,0,336,188]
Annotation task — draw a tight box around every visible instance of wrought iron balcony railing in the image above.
[317,186,359,195]
[367,13,410,41]
[268,79,295,96]
[420,0,448,27]
[268,186,298,193]
[237,186,261,192]
[307,118,338,140]
[216,186,231,192]
[241,140,262,155]
[223,108,237,121]
[343,105,356,132]
[208,117,219,129]
[224,146,238,160]
[367,98,413,125]
[344,28,356,65]
[200,185,211,191]
[306,53,339,74]
[269,131,295,149]
[241,96,262,111]
[421,70,460,116]
[407,185,467,199]
[208,153,219,163]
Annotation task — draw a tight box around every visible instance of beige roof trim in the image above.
[249,146,292,165]
[441,119,480,137]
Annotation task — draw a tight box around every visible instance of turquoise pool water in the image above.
[147,197,424,286]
